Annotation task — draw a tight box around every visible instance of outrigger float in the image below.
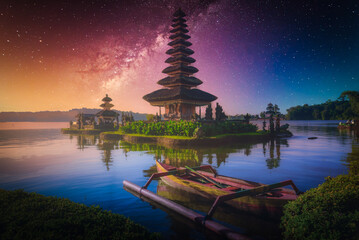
[123,161,301,240]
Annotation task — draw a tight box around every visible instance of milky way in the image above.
[1,0,358,114]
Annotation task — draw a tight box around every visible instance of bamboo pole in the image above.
[123,180,250,240]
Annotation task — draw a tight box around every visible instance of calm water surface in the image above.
[0,121,357,239]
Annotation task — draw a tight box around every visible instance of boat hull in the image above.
[156,161,297,218]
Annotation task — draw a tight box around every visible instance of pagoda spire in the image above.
[100,94,114,110]
[143,9,217,120]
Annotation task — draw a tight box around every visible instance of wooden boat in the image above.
[156,161,300,218]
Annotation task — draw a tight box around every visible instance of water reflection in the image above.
[118,139,294,173]
[156,180,281,239]
[68,134,120,171]
[263,139,289,169]
[342,129,359,175]
[72,134,99,150]
[117,141,277,176]
[97,139,120,171]
[0,121,356,240]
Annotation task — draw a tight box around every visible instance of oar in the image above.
[185,166,224,188]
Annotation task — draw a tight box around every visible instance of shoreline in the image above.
[99,131,290,148]
[61,128,108,135]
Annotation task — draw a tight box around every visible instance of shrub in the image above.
[120,121,258,137]
[120,120,201,137]
[0,189,159,240]
[281,175,359,240]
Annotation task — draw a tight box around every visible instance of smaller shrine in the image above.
[96,94,119,129]
[70,94,119,130]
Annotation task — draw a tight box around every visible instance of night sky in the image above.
[1,0,358,115]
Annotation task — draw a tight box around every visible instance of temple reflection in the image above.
[66,134,293,172]
[119,141,260,170]
[97,139,120,171]
[70,134,98,150]
[68,134,120,171]
[263,138,289,169]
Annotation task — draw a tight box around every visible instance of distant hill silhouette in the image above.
[0,108,147,122]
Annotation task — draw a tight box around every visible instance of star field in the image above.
[0,0,358,114]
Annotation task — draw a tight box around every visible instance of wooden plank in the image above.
[185,166,224,188]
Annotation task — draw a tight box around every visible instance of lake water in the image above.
[0,121,357,239]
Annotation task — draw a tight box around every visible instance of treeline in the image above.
[286,91,359,120]
[0,108,147,122]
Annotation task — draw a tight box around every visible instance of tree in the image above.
[266,103,275,133]
[340,91,359,116]
[260,111,266,119]
[205,104,213,120]
[274,104,280,116]
[266,103,274,116]
[215,103,227,121]
[244,113,251,124]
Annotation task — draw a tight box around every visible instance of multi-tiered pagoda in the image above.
[96,94,119,128]
[143,9,217,120]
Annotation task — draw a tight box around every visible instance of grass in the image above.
[0,189,159,240]
[102,130,266,140]
[208,132,267,139]
[124,133,193,140]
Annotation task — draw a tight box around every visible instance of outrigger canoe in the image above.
[123,161,301,239]
[156,161,300,218]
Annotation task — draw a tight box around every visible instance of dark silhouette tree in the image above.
[274,104,280,116]
[244,113,251,124]
[266,103,274,115]
[205,104,213,120]
[260,111,266,119]
[215,103,227,121]
[340,91,359,116]
[266,103,275,133]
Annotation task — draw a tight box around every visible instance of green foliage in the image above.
[340,91,359,116]
[201,121,258,137]
[120,120,202,137]
[260,111,266,118]
[281,175,359,240]
[266,103,275,115]
[286,91,359,120]
[119,120,257,138]
[0,189,159,240]
[146,114,155,122]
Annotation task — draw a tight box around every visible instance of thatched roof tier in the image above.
[100,103,114,108]
[172,17,186,23]
[157,76,202,87]
[173,8,186,17]
[169,33,190,40]
[143,87,217,103]
[102,94,112,102]
[166,47,194,56]
[162,64,198,74]
[143,9,217,114]
[171,22,188,28]
[170,27,189,34]
[165,55,195,64]
[96,109,119,117]
[168,39,192,47]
